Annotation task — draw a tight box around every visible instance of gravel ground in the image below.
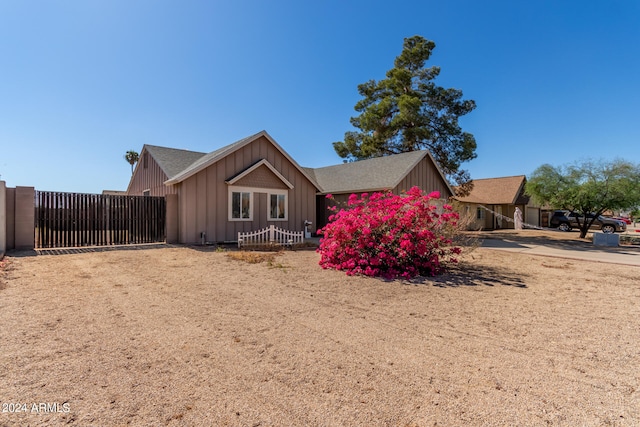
[0,236,639,426]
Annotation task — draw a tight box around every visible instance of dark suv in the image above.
[549,210,627,233]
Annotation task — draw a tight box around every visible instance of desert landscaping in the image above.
[1,232,639,426]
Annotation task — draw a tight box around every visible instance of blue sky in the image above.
[1,0,639,193]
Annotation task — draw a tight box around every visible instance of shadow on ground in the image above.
[424,262,528,288]
[398,259,528,288]
[9,243,177,257]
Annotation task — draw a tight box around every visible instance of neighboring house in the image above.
[101,190,127,196]
[453,175,540,230]
[127,130,454,243]
[304,150,454,230]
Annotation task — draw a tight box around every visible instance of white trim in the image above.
[238,225,304,248]
[227,185,291,222]
[164,130,319,191]
[225,159,294,189]
[267,191,288,221]
[228,187,254,221]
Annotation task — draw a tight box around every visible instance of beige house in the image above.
[305,150,455,229]
[454,175,540,230]
[127,130,455,244]
[127,131,318,243]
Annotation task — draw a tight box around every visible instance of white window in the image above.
[230,191,252,220]
[268,193,287,220]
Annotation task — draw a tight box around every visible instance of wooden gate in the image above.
[35,191,166,249]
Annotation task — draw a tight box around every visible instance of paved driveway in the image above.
[478,230,640,267]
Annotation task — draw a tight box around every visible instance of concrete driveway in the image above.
[477,228,640,267]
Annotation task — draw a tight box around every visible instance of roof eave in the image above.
[511,177,527,205]
[389,150,456,197]
[164,130,320,191]
[316,187,391,196]
[225,159,294,189]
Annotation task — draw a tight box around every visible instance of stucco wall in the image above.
[0,181,6,257]
[14,187,35,249]
[0,184,35,252]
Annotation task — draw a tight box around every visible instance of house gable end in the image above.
[126,144,207,196]
[226,160,293,190]
[309,150,453,197]
[126,146,171,196]
[165,130,319,191]
[453,175,527,205]
[392,153,455,198]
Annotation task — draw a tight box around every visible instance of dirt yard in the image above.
[1,235,639,426]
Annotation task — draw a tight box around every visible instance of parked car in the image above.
[549,210,627,233]
[612,216,632,225]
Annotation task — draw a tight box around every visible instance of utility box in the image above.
[593,232,620,247]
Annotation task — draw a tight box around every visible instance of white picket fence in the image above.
[238,225,304,248]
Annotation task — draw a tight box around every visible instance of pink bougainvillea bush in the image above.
[317,186,462,279]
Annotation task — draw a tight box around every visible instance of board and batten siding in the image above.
[177,135,317,243]
[127,150,176,197]
[316,155,453,230]
[392,156,452,198]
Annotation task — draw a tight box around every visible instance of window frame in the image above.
[267,191,288,221]
[228,187,254,221]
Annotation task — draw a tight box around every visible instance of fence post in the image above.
[14,186,35,250]
[0,181,6,257]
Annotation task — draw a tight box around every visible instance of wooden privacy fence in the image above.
[238,225,304,248]
[35,191,166,249]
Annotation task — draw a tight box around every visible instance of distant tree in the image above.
[124,150,139,175]
[333,35,477,195]
[526,159,640,238]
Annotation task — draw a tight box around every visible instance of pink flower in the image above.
[317,187,461,279]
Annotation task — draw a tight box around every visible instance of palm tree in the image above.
[124,150,139,175]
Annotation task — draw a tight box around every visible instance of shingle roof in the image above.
[162,130,318,189]
[164,133,261,184]
[140,132,453,197]
[454,175,526,205]
[143,145,207,179]
[307,150,447,194]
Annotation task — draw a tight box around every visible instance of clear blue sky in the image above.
[1,0,639,193]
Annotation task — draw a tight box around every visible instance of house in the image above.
[304,150,455,229]
[126,130,454,244]
[453,175,540,230]
[101,190,127,196]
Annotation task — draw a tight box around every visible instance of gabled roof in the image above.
[454,175,527,205]
[226,159,294,189]
[134,132,454,197]
[164,130,317,188]
[305,150,454,196]
[143,145,207,179]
